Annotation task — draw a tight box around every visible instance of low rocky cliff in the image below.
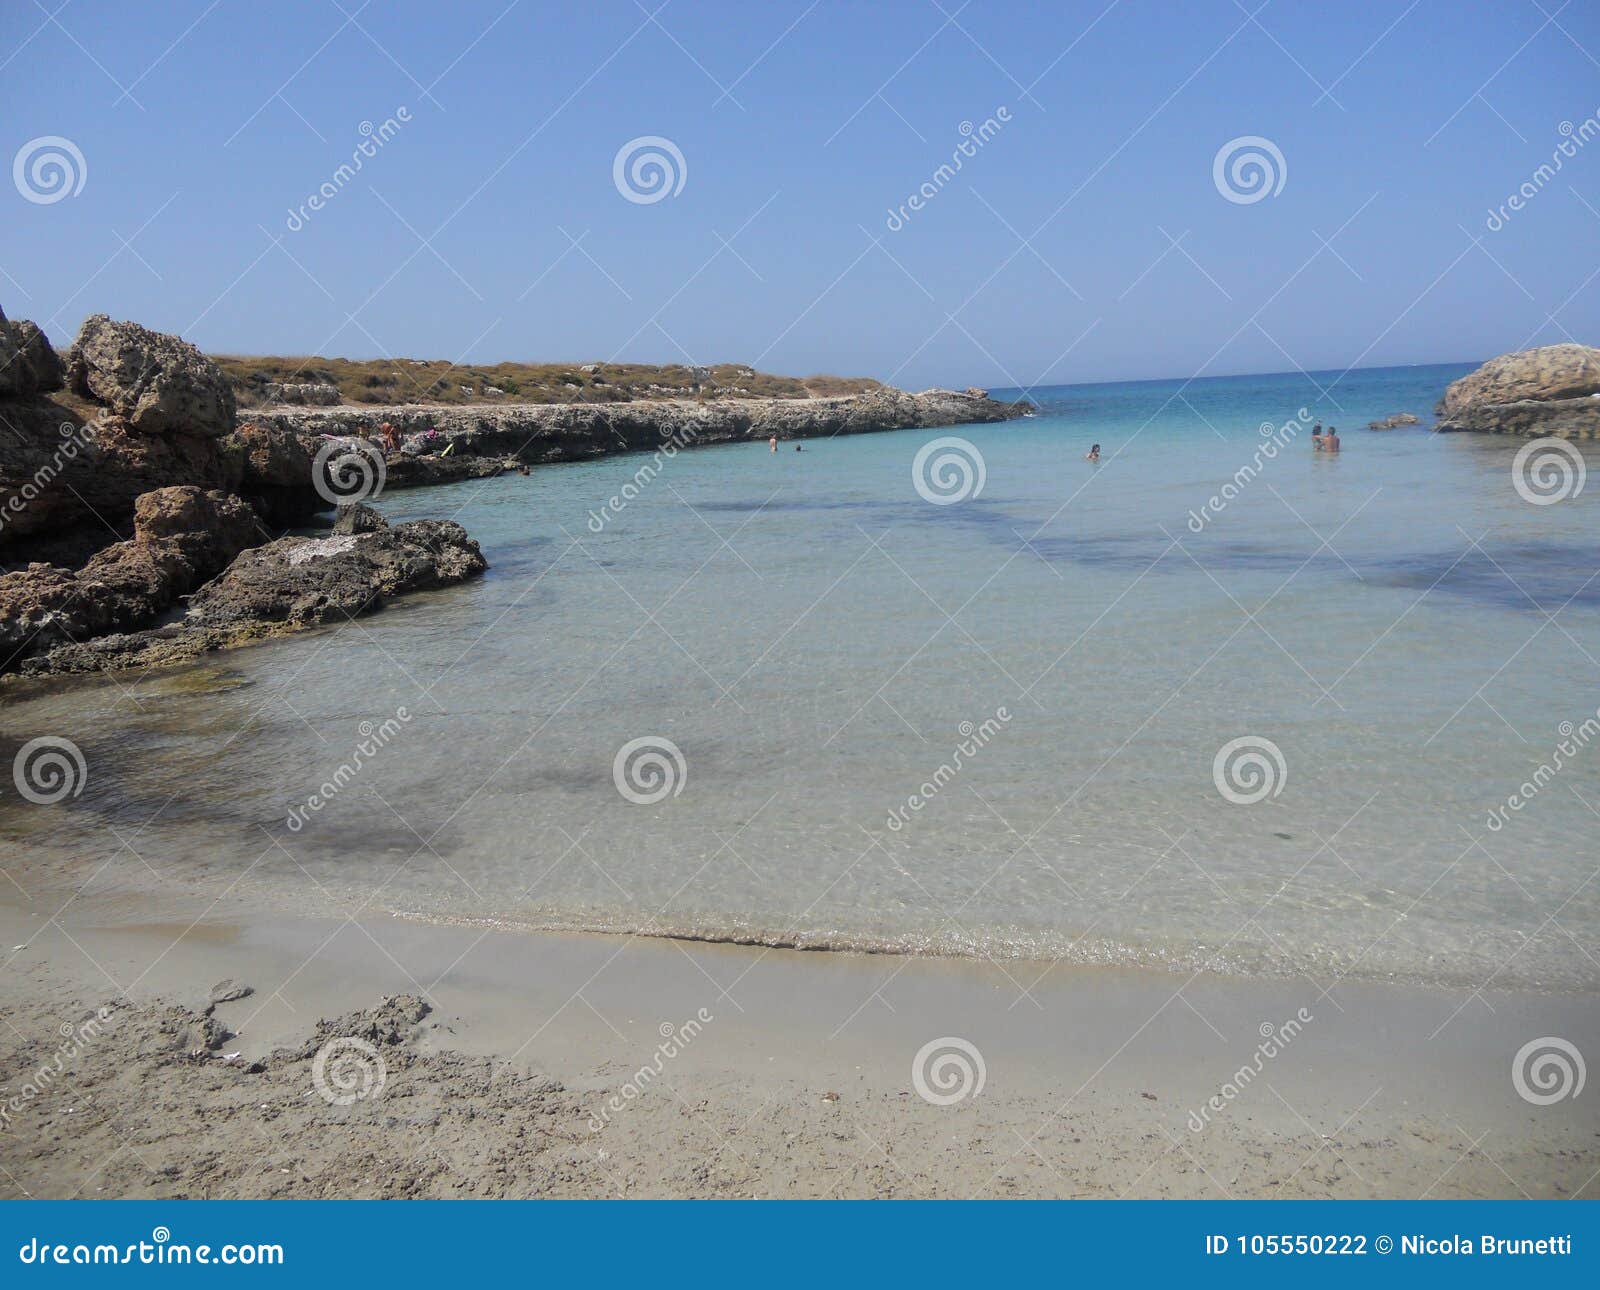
[246,385,1032,477]
[1435,344,1600,438]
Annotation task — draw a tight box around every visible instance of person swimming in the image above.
[795,444,803,452]
[1084,443,1100,462]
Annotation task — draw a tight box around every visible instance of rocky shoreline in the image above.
[247,385,1032,489]
[0,311,1028,680]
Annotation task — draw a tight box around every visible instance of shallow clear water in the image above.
[5,363,1599,988]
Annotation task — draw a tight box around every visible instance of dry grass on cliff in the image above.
[215,355,882,408]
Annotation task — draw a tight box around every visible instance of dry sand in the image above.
[2,891,1596,1200]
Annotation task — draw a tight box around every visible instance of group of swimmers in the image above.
[1079,421,1342,462]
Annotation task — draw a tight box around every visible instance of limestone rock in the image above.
[0,487,264,668]
[68,314,236,437]
[332,502,389,535]
[188,520,486,630]
[1436,344,1600,437]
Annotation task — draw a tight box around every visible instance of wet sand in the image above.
[1,893,1596,1199]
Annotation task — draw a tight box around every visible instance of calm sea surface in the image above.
[6,362,1599,988]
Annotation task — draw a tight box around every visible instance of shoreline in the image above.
[2,890,1596,1198]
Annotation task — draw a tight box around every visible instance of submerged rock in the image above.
[1367,412,1419,430]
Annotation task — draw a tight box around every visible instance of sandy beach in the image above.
[2,888,1595,1200]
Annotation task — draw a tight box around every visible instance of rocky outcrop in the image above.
[262,381,340,406]
[217,421,320,527]
[0,403,232,555]
[0,487,265,669]
[1367,412,1419,430]
[1435,344,1600,438]
[0,308,64,399]
[3,333,322,564]
[246,386,1032,484]
[68,314,237,437]
[19,519,487,676]
[10,320,65,394]
[190,520,484,629]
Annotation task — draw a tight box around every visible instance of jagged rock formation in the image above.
[1367,412,1419,430]
[21,519,487,676]
[0,487,265,668]
[68,314,237,437]
[2,318,322,566]
[1435,344,1600,438]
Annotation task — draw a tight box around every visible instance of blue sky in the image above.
[5,0,1599,387]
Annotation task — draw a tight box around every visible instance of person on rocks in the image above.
[380,422,400,456]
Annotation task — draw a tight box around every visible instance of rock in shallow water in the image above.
[1435,344,1600,437]
[16,519,488,676]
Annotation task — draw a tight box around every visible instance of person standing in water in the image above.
[769,436,778,452]
[1084,443,1100,462]
[1324,426,1340,453]
[1311,422,1324,450]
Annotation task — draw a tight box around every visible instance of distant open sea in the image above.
[7,361,1599,989]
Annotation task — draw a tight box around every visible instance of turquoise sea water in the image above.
[5,362,1598,988]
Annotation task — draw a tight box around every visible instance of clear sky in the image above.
[5,0,1598,388]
